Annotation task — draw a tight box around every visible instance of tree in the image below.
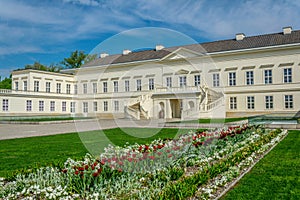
[0,76,12,89]
[61,50,87,69]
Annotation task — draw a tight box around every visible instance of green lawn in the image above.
[0,128,195,178]
[172,117,248,124]
[222,130,300,200]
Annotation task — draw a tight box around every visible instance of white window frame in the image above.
[283,68,292,83]
[66,84,71,94]
[103,82,108,93]
[228,72,236,86]
[179,76,187,87]
[83,102,88,113]
[34,81,39,92]
[26,100,32,111]
[62,101,67,112]
[74,85,78,94]
[113,81,118,92]
[246,71,254,85]
[23,81,27,91]
[93,101,98,112]
[15,82,19,91]
[264,69,272,84]
[213,73,220,87]
[229,97,237,109]
[83,83,87,94]
[265,95,273,109]
[114,101,119,112]
[92,82,97,94]
[39,100,44,112]
[56,83,61,94]
[125,80,130,92]
[166,77,172,88]
[103,101,108,111]
[194,75,201,86]
[136,79,142,91]
[2,99,8,111]
[149,78,154,90]
[46,82,51,93]
[50,101,55,112]
[247,96,255,109]
[70,102,76,113]
[284,95,293,109]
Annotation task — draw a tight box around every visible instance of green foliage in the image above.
[0,76,12,89]
[24,61,62,72]
[61,50,87,68]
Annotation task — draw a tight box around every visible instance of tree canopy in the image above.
[0,76,12,89]
[61,50,87,69]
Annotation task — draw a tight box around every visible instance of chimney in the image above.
[100,53,109,58]
[122,49,131,55]
[155,44,165,51]
[283,26,292,35]
[236,33,245,41]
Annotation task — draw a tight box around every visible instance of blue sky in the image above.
[0,0,299,77]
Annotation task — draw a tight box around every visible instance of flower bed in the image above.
[0,124,287,199]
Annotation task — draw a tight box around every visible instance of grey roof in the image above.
[82,29,300,68]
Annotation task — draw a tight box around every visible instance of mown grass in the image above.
[172,117,248,124]
[0,128,196,178]
[222,130,300,200]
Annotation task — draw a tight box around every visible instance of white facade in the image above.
[1,27,300,119]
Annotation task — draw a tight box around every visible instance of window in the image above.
[26,100,32,111]
[283,68,292,83]
[103,101,108,111]
[149,78,154,90]
[56,83,61,93]
[83,83,87,94]
[46,82,51,93]
[114,101,119,112]
[229,97,237,109]
[2,99,8,111]
[247,96,255,109]
[284,95,293,109]
[166,77,172,88]
[213,73,220,87]
[113,81,118,92]
[62,101,67,112]
[136,79,142,91]
[228,72,236,86]
[74,85,78,94]
[66,84,71,94]
[70,102,76,113]
[15,82,19,91]
[246,71,254,85]
[23,81,27,91]
[92,83,97,94]
[34,81,39,92]
[194,75,201,86]
[93,101,98,112]
[103,82,108,93]
[179,76,186,87]
[265,96,273,109]
[264,69,272,84]
[125,80,130,92]
[50,101,55,111]
[39,100,44,111]
[83,102,88,113]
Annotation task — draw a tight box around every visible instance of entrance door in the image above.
[170,99,181,118]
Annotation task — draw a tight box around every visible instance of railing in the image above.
[200,96,224,111]
[125,106,140,120]
[0,89,12,94]
[155,86,204,93]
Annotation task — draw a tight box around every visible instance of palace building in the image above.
[1,27,300,120]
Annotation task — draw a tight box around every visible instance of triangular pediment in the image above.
[161,47,203,61]
[175,69,189,75]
